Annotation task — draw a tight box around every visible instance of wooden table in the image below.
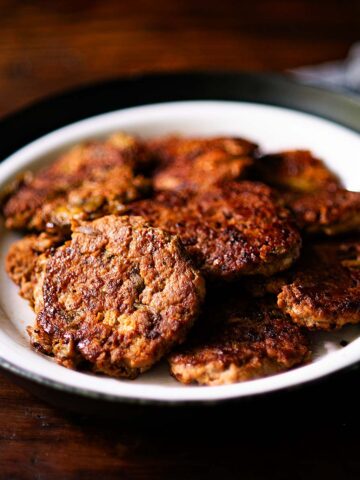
[1,1,360,478]
[1,0,360,118]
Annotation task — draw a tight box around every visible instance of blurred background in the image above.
[0,0,359,117]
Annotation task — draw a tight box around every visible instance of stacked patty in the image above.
[151,136,257,191]
[125,181,301,280]
[168,292,309,385]
[29,215,205,378]
[2,133,152,233]
[3,133,359,384]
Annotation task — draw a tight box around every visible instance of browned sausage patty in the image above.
[106,131,155,171]
[246,240,360,331]
[29,215,205,378]
[6,233,64,306]
[277,240,360,330]
[168,293,310,385]
[151,136,257,191]
[125,181,301,280]
[252,150,359,235]
[2,133,152,232]
[288,189,360,235]
[254,150,342,193]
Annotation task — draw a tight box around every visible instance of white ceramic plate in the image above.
[0,100,359,404]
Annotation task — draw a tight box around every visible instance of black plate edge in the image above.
[1,353,360,410]
[0,71,359,162]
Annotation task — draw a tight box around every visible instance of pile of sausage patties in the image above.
[2,132,360,385]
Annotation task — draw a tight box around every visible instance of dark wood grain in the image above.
[0,0,359,117]
[1,1,360,478]
[2,372,360,480]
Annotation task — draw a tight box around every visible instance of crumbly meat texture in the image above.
[125,181,301,280]
[2,133,152,232]
[287,189,360,235]
[254,150,342,193]
[245,240,360,330]
[106,131,155,171]
[5,233,64,306]
[276,240,360,330]
[168,294,310,385]
[29,215,205,378]
[151,136,257,191]
[251,150,359,235]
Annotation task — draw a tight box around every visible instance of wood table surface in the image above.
[1,1,360,478]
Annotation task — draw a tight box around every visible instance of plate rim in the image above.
[1,71,359,162]
[0,72,359,406]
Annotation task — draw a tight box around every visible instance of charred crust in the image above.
[126,181,301,280]
[29,215,205,378]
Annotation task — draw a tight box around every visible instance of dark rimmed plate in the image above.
[0,72,359,417]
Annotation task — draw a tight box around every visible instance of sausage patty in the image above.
[151,136,257,191]
[6,233,64,306]
[168,293,310,385]
[125,181,302,280]
[246,240,360,331]
[277,240,360,330]
[29,215,205,378]
[2,133,152,233]
[288,189,360,235]
[254,150,342,193]
[252,150,359,235]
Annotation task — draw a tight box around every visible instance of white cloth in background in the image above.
[292,43,360,94]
